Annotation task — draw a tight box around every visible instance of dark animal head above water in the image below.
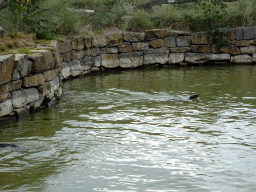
[189,94,199,100]
[0,143,18,148]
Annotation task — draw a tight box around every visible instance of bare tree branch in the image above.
[135,0,238,9]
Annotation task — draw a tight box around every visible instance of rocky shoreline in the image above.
[1,27,256,124]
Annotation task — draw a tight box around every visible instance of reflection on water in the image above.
[1,65,256,191]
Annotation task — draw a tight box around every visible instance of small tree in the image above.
[198,0,228,48]
[8,0,32,29]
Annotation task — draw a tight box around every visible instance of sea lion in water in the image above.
[189,94,199,100]
[0,143,18,148]
[169,94,199,101]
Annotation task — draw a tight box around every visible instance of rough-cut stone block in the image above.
[12,54,31,81]
[0,54,15,85]
[58,40,72,54]
[164,37,176,48]
[71,50,76,60]
[228,29,236,41]
[44,69,57,82]
[166,30,191,36]
[68,59,82,73]
[249,39,256,45]
[56,87,62,97]
[72,36,84,50]
[13,108,29,119]
[91,47,101,56]
[211,54,230,61]
[168,53,184,64]
[185,53,213,64]
[95,56,101,67]
[192,32,212,44]
[119,52,143,68]
[244,27,256,40]
[0,100,13,117]
[119,45,133,53]
[76,50,85,59]
[92,35,107,47]
[85,49,92,56]
[169,47,191,53]
[46,92,54,100]
[81,57,93,70]
[236,27,256,40]
[38,77,59,96]
[177,36,191,47]
[191,45,212,53]
[23,74,44,87]
[61,62,71,79]
[84,37,92,49]
[132,42,149,51]
[145,29,167,39]
[168,53,185,64]
[50,77,60,93]
[149,39,164,48]
[38,82,51,96]
[58,54,63,63]
[233,40,250,47]
[30,99,44,111]
[212,45,220,54]
[143,47,169,65]
[28,50,54,73]
[70,71,81,77]
[220,46,240,55]
[0,84,8,103]
[7,80,22,92]
[240,46,255,54]
[101,54,119,68]
[105,31,123,46]
[123,32,145,42]
[11,90,26,109]
[252,54,256,62]
[235,28,244,40]
[101,47,118,54]
[63,52,71,62]
[24,88,40,104]
[231,55,252,63]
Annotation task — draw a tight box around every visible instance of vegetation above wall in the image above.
[0,0,255,42]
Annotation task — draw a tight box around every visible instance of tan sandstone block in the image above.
[192,32,213,44]
[7,80,22,92]
[44,69,57,82]
[23,74,45,87]
[72,37,84,50]
[132,43,149,51]
[149,39,164,48]
[191,45,212,53]
[28,50,54,73]
[101,54,119,68]
[145,29,167,39]
[105,31,123,46]
[0,84,9,103]
[220,46,240,55]
[119,45,133,53]
[0,54,15,84]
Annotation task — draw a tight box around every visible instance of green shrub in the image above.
[5,43,14,49]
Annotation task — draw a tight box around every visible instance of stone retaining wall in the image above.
[1,27,256,123]
[0,41,62,123]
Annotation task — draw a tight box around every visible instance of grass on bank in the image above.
[0,0,256,40]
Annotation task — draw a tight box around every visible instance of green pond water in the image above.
[1,65,256,191]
